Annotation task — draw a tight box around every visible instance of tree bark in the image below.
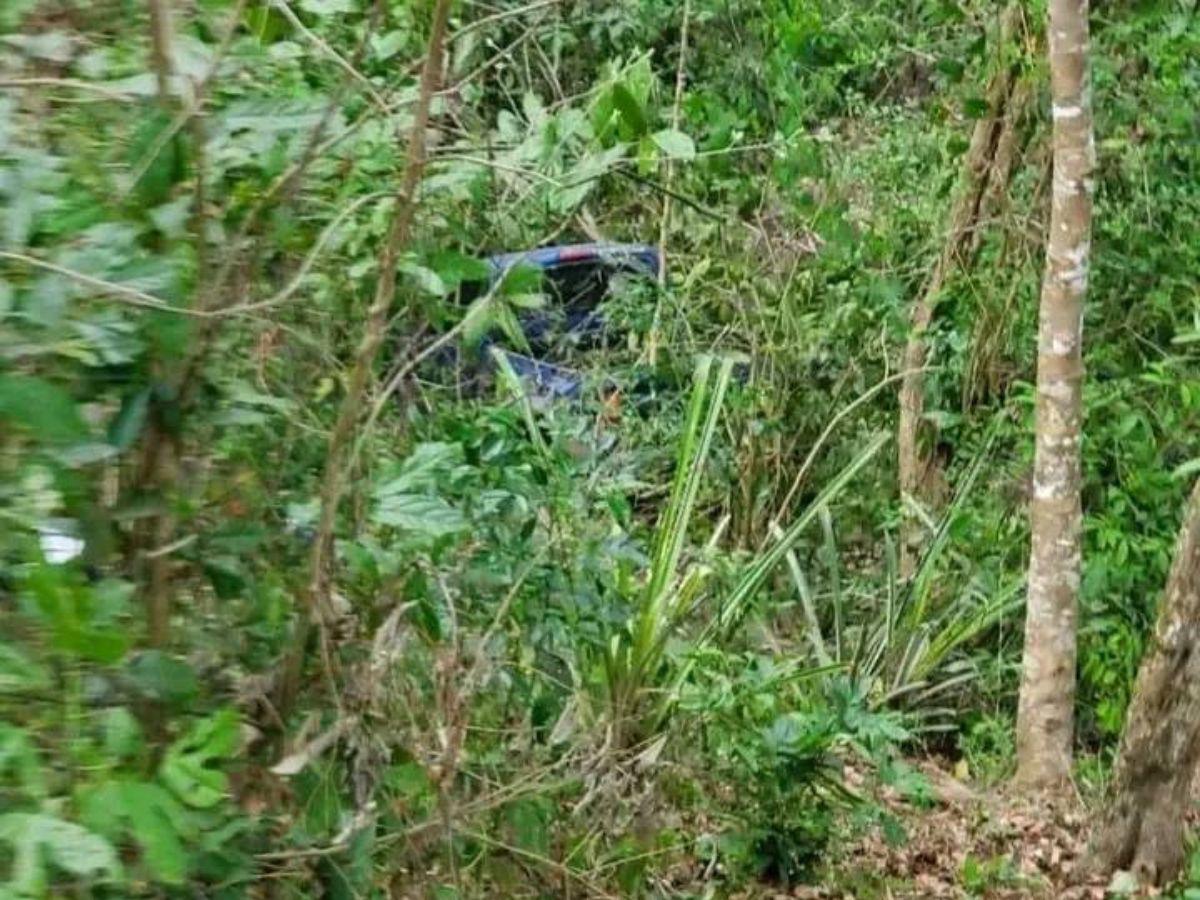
[276,0,453,718]
[139,0,178,647]
[1015,0,1093,790]
[147,0,174,102]
[897,5,1024,577]
[1091,480,1200,884]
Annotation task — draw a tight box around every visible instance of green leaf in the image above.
[80,780,190,885]
[120,782,189,884]
[370,30,406,61]
[0,375,87,444]
[0,643,51,695]
[505,798,550,856]
[103,708,144,761]
[1172,458,1200,481]
[610,83,649,139]
[962,95,989,119]
[374,442,463,497]
[497,263,543,296]
[637,134,658,176]
[399,260,448,296]
[428,250,490,288]
[651,129,696,161]
[24,565,129,664]
[160,709,239,809]
[373,493,466,536]
[589,88,616,141]
[107,388,151,450]
[0,724,46,798]
[298,0,355,14]
[461,295,493,351]
[492,303,530,354]
[0,813,121,893]
[389,761,432,800]
[127,652,199,707]
[127,109,188,207]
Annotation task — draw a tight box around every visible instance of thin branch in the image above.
[124,0,249,197]
[0,78,136,101]
[648,0,693,364]
[271,0,389,114]
[276,0,455,720]
[455,827,622,900]
[224,191,391,314]
[0,251,209,317]
[433,153,563,187]
[146,0,175,102]
[774,366,935,524]
[450,0,561,41]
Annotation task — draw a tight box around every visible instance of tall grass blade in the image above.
[710,431,890,640]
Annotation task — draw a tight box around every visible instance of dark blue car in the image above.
[459,242,662,399]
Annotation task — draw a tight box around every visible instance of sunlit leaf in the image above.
[652,129,696,161]
[373,493,466,536]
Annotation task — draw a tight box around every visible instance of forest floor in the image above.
[790,763,1119,900]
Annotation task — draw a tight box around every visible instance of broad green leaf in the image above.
[610,83,648,139]
[127,109,188,207]
[373,493,466,536]
[637,134,658,176]
[461,295,493,351]
[505,797,551,856]
[160,709,239,809]
[497,263,543,296]
[399,260,448,296]
[427,250,490,288]
[652,129,696,161]
[24,565,129,664]
[120,782,189,884]
[1172,458,1200,481]
[492,303,530,353]
[589,88,616,140]
[0,375,86,444]
[374,442,463,497]
[370,30,406,61]
[0,813,121,893]
[127,651,198,707]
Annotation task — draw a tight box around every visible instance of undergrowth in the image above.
[1,0,1198,896]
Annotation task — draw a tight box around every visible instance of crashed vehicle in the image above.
[448,242,662,400]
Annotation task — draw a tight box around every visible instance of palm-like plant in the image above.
[782,421,1020,729]
[600,356,889,746]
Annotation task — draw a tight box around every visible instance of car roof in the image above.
[486,242,661,278]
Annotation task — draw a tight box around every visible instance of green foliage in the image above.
[1,0,1198,894]
[957,712,1016,785]
[0,813,121,896]
[958,853,1027,897]
[683,656,908,885]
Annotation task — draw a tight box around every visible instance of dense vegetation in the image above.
[1,0,1199,895]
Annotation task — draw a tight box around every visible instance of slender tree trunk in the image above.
[276,0,453,718]
[897,5,1024,577]
[139,0,178,647]
[1014,0,1093,790]
[147,0,174,101]
[1091,480,1200,885]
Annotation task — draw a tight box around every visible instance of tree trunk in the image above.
[897,5,1025,578]
[147,0,174,102]
[1014,0,1093,790]
[1091,480,1200,885]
